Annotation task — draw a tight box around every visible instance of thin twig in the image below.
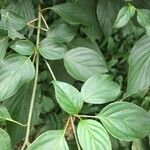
[41,14,56,81]
[74,115,81,120]
[70,117,81,150]
[45,59,56,81]
[21,54,39,150]
[32,53,37,64]
[41,14,49,30]
[28,18,38,24]
[63,118,71,136]
[7,119,27,127]
[75,114,99,119]
[21,5,41,150]
[27,24,48,31]
[41,7,51,12]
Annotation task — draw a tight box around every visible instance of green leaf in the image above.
[27,130,69,150]
[17,0,35,22]
[133,0,150,9]
[98,102,150,141]
[0,54,35,101]
[10,40,35,55]
[39,38,67,60]
[0,104,12,121]
[17,0,35,37]
[145,26,150,37]
[0,0,4,7]
[69,37,103,56]
[41,96,55,113]
[0,33,9,60]
[97,0,123,37]
[8,26,25,40]
[50,60,75,84]
[137,9,150,28]
[77,119,111,150]
[46,23,76,43]
[0,128,11,150]
[137,9,150,36]
[81,74,121,104]
[52,81,83,114]
[114,5,135,28]
[125,35,150,97]
[0,9,26,31]
[80,0,102,41]
[64,47,108,81]
[51,2,89,25]
[4,83,41,146]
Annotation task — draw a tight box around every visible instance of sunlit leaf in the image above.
[0,129,11,150]
[52,81,83,114]
[27,130,69,150]
[77,119,111,150]
[98,102,150,141]
[64,47,108,81]
[81,74,121,104]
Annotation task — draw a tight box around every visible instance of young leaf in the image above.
[0,54,35,101]
[81,74,121,104]
[64,47,108,81]
[125,35,150,97]
[0,128,11,150]
[77,119,112,150]
[52,81,83,114]
[46,23,76,43]
[114,5,135,28]
[0,105,12,121]
[51,2,89,25]
[39,38,67,60]
[98,102,150,141]
[27,130,69,150]
[0,34,9,60]
[10,40,35,55]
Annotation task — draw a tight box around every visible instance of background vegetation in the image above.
[0,0,150,149]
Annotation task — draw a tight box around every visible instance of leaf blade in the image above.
[64,47,108,81]
[125,35,150,97]
[0,33,9,60]
[0,104,12,121]
[77,119,112,150]
[0,54,35,101]
[81,74,121,104]
[98,102,150,141]
[52,81,83,114]
[39,38,67,60]
[27,130,69,150]
[51,2,89,25]
[10,40,35,55]
[0,128,11,150]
